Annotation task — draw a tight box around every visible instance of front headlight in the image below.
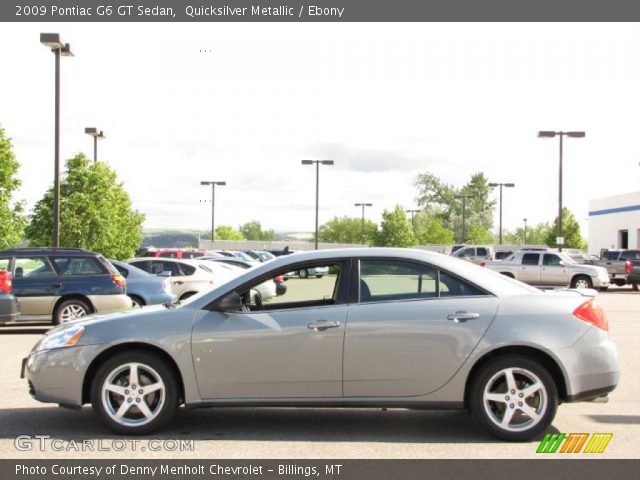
[36,326,85,352]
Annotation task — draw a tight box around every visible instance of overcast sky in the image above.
[2,23,640,236]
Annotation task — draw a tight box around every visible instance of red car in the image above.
[0,269,20,325]
[142,248,208,259]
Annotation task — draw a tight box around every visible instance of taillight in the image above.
[0,270,12,294]
[274,274,284,282]
[625,261,632,273]
[480,262,486,267]
[111,274,126,287]
[573,298,608,331]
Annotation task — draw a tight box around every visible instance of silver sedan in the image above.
[22,248,619,441]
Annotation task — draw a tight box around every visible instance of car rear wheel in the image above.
[129,295,145,308]
[299,269,309,279]
[91,351,178,435]
[571,275,593,289]
[54,299,90,325]
[469,355,558,441]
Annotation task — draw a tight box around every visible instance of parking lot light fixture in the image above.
[301,160,334,249]
[488,182,515,245]
[84,127,106,164]
[455,195,473,244]
[40,33,73,248]
[537,130,586,251]
[200,181,226,242]
[354,203,373,245]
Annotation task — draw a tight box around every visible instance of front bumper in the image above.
[23,343,103,407]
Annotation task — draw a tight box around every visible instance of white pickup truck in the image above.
[483,250,610,289]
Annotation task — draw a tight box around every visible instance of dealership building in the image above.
[588,191,640,254]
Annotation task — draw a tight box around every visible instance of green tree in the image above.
[414,171,495,243]
[375,205,417,247]
[215,225,244,240]
[25,153,144,259]
[544,208,586,249]
[0,126,26,249]
[413,211,454,245]
[239,220,275,241]
[503,222,552,245]
[319,216,378,245]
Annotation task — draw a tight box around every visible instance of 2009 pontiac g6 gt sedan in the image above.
[23,248,619,440]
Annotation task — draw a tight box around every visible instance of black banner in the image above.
[3,460,640,480]
[4,0,640,22]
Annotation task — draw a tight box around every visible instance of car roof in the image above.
[0,247,97,256]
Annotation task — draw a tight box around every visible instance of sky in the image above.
[2,23,640,237]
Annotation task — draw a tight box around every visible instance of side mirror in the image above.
[217,292,242,313]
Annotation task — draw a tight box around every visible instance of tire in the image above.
[315,275,324,279]
[90,350,179,435]
[500,272,515,279]
[299,269,309,279]
[469,355,558,441]
[633,283,639,292]
[129,295,145,309]
[571,275,593,289]
[613,279,626,287]
[599,286,609,292]
[54,298,91,325]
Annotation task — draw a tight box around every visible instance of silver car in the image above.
[22,248,619,440]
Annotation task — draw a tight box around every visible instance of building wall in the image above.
[588,192,640,255]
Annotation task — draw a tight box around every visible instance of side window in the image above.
[543,254,562,266]
[53,257,104,275]
[15,257,56,278]
[130,261,150,273]
[522,253,540,266]
[239,263,342,311]
[360,260,437,302]
[114,265,129,278]
[461,248,474,257]
[181,263,196,276]
[439,272,486,297]
[477,247,488,256]
[150,261,182,276]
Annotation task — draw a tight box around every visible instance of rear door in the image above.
[541,253,570,285]
[343,258,498,397]
[10,256,59,316]
[518,253,541,284]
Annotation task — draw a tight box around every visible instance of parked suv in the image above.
[0,269,20,325]
[0,248,132,325]
[451,245,495,264]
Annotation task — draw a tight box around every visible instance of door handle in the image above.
[173,281,184,285]
[308,320,341,331]
[447,311,480,322]
[51,283,62,288]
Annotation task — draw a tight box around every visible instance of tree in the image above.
[319,216,377,245]
[0,126,26,249]
[414,171,495,243]
[239,220,275,241]
[413,211,454,245]
[544,208,586,249]
[375,205,417,247]
[503,222,551,245]
[25,153,144,259]
[215,225,244,240]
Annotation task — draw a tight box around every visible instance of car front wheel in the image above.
[91,351,179,435]
[469,356,558,441]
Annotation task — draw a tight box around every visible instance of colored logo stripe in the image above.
[560,433,589,453]
[584,433,613,454]
[537,433,565,453]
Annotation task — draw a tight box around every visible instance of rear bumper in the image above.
[88,294,132,314]
[0,294,20,325]
[558,327,620,401]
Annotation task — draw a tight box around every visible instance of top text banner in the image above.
[5,0,640,22]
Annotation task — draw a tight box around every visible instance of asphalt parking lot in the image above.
[0,288,638,459]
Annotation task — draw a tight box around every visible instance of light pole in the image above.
[84,127,105,164]
[406,209,420,231]
[455,194,473,244]
[523,218,528,244]
[200,181,226,242]
[538,130,586,251]
[488,182,515,244]
[302,160,334,250]
[354,203,372,245]
[41,33,73,247]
